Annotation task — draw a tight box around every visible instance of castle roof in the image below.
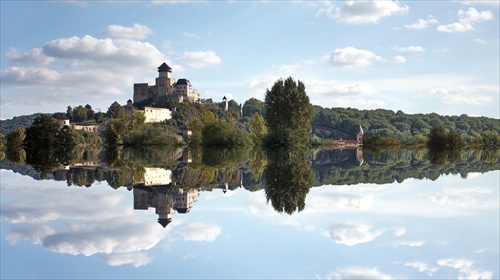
[158,62,172,72]
[175,78,191,86]
[53,112,69,120]
[158,218,172,228]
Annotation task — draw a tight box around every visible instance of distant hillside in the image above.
[311,106,500,144]
[0,113,49,135]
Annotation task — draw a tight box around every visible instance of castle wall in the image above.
[133,83,150,103]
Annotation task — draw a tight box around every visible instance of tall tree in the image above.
[264,77,312,147]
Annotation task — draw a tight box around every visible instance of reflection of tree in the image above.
[428,148,463,165]
[264,147,313,215]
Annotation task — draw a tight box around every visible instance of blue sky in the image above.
[1,0,499,119]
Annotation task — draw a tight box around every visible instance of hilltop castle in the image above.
[133,62,199,103]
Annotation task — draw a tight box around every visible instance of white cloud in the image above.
[101,23,153,40]
[403,262,438,276]
[404,15,439,29]
[176,222,221,242]
[437,258,493,280]
[327,266,392,279]
[397,45,425,52]
[327,97,386,109]
[437,7,493,33]
[101,253,153,267]
[6,48,55,65]
[322,47,383,67]
[178,50,222,68]
[428,85,494,105]
[0,34,176,118]
[42,35,168,69]
[391,55,406,63]
[318,0,409,24]
[306,80,373,96]
[473,38,487,43]
[323,223,384,246]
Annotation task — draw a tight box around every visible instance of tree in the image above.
[107,101,125,119]
[24,114,61,151]
[264,77,312,147]
[249,112,267,143]
[265,147,313,214]
[6,128,26,149]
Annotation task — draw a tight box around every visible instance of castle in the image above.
[133,62,199,103]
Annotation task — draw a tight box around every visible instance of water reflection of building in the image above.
[141,168,172,186]
[133,186,199,227]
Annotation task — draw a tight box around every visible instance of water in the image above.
[1,148,499,279]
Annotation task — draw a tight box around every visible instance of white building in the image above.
[142,106,172,123]
[143,168,172,186]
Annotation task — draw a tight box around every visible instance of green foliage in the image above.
[311,106,499,144]
[67,104,96,123]
[427,126,465,150]
[6,128,26,149]
[264,77,312,147]
[249,113,267,143]
[105,119,126,146]
[243,98,266,118]
[123,125,177,146]
[472,130,500,149]
[362,135,401,149]
[265,147,313,215]
[106,101,125,119]
[202,119,252,148]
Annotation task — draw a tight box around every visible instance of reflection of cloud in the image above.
[41,220,166,256]
[305,193,373,213]
[101,253,153,267]
[395,240,425,247]
[393,227,406,237]
[403,262,438,276]
[326,266,392,279]
[1,182,168,263]
[429,187,493,208]
[437,258,493,280]
[176,222,221,242]
[323,223,384,246]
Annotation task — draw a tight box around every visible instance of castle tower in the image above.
[156,62,175,96]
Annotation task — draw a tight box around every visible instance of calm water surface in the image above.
[1,148,499,279]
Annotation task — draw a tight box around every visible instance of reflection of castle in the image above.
[133,186,199,227]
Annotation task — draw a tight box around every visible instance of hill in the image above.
[0,113,48,135]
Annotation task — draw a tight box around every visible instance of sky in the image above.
[1,169,498,279]
[1,0,499,120]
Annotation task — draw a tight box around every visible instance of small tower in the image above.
[223,96,228,111]
[240,103,243,117]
